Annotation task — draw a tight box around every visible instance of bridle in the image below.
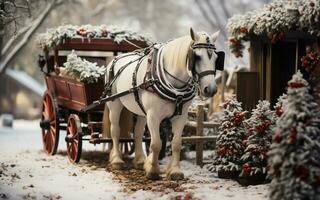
[187,43,225,83]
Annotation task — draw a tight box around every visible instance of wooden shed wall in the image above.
[238,32,319,110]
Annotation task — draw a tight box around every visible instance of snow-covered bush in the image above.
[239,100,276,182]
[37,24,153,51]
[268,71,320,200]
[62,51,106,83]
[227,0,320,57]
[208,96,247,177]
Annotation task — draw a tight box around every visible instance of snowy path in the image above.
[0,120,268,200]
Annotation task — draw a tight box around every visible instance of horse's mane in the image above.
[162,35,193,71]
[162,32,211,71]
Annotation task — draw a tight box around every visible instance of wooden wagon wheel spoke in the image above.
[66,114,82,163]
[50,120,56,125]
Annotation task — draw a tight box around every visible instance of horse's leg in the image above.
[133,116,146,170]
[166,114,188,180]
[107,100,124,169]
[144,111,162,180]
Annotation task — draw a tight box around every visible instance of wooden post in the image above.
[221,70,227,103]
[196,105,204,166]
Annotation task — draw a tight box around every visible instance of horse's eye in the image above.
[195,54,201,61]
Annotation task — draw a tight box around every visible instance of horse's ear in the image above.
[190,27,198,41]
[211,30,220,42]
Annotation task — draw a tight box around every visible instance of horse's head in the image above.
[187,28,224,97]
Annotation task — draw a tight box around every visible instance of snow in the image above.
[0,120,269,200]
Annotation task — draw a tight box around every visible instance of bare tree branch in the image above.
[194,0,217,29]
[203,0,227,40]
[219,0,230,18]
[0,0,61,74]
[1,25,30,55]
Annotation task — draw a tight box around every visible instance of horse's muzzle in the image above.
[203,84,217,97]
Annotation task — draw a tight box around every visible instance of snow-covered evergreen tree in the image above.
[208,96,247,177]
[239,100,276,182]
[268,71,320,200]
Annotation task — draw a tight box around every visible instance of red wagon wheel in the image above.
[40,90,60,155]
[66,114,82,163]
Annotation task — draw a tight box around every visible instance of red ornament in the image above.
[288,81,305,89]
[217,146,226,156]
[229,38,239,44]
[239,27,247,33]
[223,100,230,109]
[248,127,255,134]
[77,28,88,37]
[242,163,251,175]
[242,140,248,146]
[287,128,297,144]
[294,165,309,179]
[275,105,284,117]
[273,131,282,143]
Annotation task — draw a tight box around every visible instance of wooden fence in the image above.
[182,104,219,166]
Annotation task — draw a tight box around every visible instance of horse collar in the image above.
[146,45,196,117]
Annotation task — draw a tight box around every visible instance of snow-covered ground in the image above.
[0,120,268,200]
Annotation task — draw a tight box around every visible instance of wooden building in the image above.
[227,1,320,110]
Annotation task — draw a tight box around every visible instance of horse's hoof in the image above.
[111,162,124,170]
[146,172,160,180]
[134,163,144,170]
[168,172,184,181]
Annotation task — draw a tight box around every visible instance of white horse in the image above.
[104,28,221,180]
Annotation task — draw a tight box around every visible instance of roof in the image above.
[6,69,45,96]
[226,0,320,57]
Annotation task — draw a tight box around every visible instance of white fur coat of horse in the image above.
[103,28,220,180]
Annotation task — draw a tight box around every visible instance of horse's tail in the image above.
[102,104,134,139]
[102,104,111,139]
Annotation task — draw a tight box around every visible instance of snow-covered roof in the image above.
[226,0,320,57]
[6,69,45,96]
[37,24,153,51]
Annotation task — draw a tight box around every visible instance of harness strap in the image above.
[104,53,143,96]
[132,56,147,115]
[197,70,216,79]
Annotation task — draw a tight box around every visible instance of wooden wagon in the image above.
[38,37,150,163]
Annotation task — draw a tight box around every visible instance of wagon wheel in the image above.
[66,114,82,163]
[120,141,134,156]
[40,90,60,155]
